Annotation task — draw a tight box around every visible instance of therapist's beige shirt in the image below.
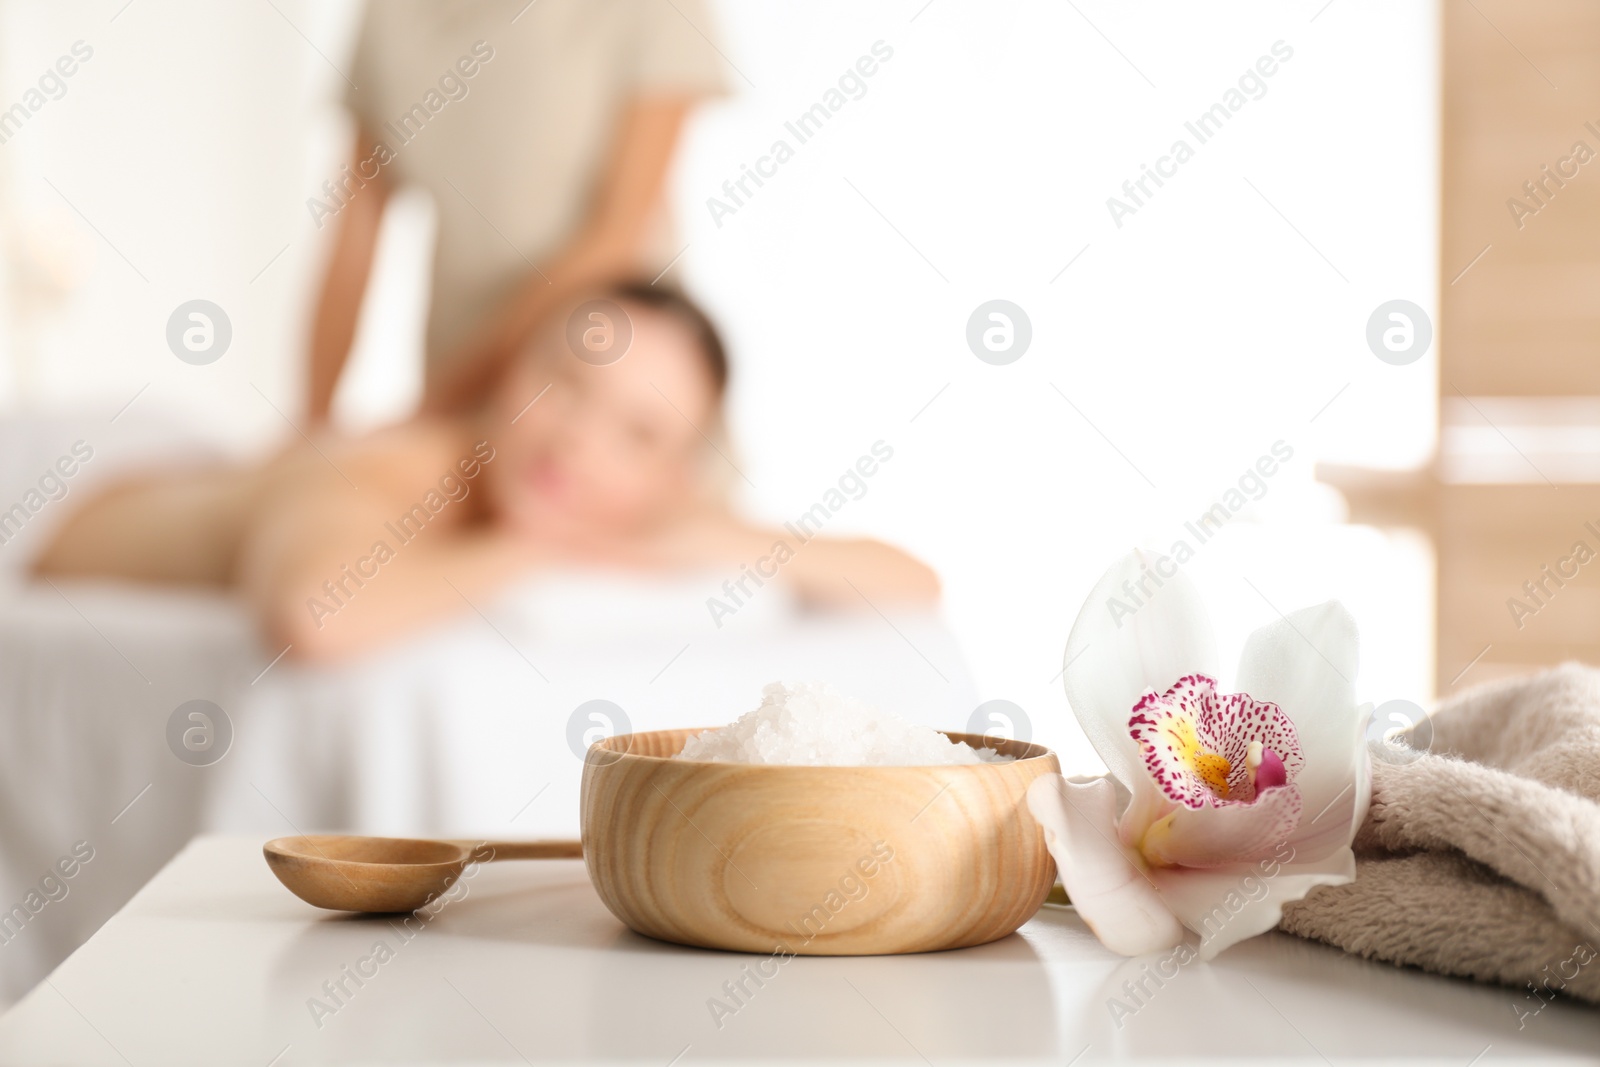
[345,0,726,383]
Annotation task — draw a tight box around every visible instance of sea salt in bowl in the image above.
[579,727,1061,955]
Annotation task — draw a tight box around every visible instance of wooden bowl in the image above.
[579,728,1060,955]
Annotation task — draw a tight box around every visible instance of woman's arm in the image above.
[769,534,942,608]
[633,509,941,609]
[425,95,698,414]
[235,437,538,662]
[306,129,392,425]
[244,520,539,663]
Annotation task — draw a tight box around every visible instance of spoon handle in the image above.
[453,839,583,861]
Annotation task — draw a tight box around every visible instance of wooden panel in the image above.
[1321,466,1600,690]
[1442,0,1600,394]
[1434,485,1600,690]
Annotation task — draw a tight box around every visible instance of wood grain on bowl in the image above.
[580,729,1060,955]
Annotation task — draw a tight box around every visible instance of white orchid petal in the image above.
[1149,848,1356,960]
[1141,785,1303,868]
[1284,738,1372,862]
[1064,550,1219,789]
[1115,772,1175,849]
[1027,775,1185,957]
[1352,728,1372,829]
[1233,599,1363,858]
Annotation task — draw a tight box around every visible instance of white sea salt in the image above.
[675,681,1013,766]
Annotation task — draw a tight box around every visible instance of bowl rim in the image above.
[586,727,1056,769]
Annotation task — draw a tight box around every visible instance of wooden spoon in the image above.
[264,834,582,914]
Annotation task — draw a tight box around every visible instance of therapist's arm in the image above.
[306,130,392,425]
[425,95,697,415]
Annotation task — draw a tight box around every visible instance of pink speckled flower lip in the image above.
[1128,673,1306,869]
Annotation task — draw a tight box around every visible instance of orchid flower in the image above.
[1027,550,1371,960]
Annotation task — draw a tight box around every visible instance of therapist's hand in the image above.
[423,96,698,416]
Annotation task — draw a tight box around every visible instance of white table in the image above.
[1,836,1594,1065]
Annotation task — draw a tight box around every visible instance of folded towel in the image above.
[1279,663,1600,1008]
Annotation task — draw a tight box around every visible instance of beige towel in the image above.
[1279,663,1600,1007]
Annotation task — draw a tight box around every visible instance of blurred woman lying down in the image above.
[33,285,938,661]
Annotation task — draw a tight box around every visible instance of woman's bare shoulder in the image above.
[262,418,481,503]
[355,418,473,464]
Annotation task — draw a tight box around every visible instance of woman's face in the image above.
[485,301,717,542]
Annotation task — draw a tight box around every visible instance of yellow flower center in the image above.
[1163,714,1231,798]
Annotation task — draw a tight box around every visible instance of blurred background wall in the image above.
[0,0,1438,770]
